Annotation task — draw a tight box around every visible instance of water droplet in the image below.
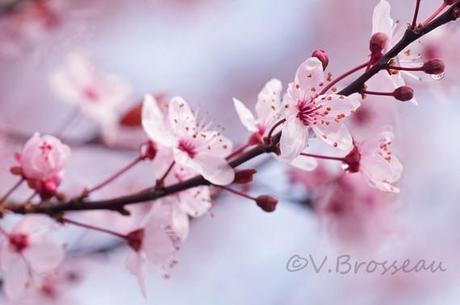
[431,73,445,81]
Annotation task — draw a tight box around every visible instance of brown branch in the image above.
[6,1,460,216]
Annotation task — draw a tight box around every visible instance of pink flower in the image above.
[142,94,234,185]
[17,133,70,198]
[50,52,131,129]
[126,202,181,296]
[346,128,403,193]
[233,78,283,142]
[372,0,421,104]
[0,216,64,300]
[280,57,361,161]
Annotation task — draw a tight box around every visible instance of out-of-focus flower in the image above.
[50,52,131,132]
[0,216,64,300]
[280,57,361,160]
[142,94,234,185]
[126,202,181,296]
[315,174,396,248]
[345,128,403,193]
[233,78,283,143]
[15,133,70,199]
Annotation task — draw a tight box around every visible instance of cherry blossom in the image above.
[233,78,283,143]
[142,94,234,185]
[126,202,181,296]
[0,216,64,300]
[50,51,131,131]
[372,0,422,104]
[16,133,70,198]
[345,128,403,193]
[280,57,362,161]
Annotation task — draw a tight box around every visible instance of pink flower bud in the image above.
[422,59,445,75]
[19,133,70,185]
[139,141,157,160]
[233,169,257,184]
[369,32,388,54]
[311,49,329,70]
[39,180,58,200]
[255,195,278,212]
[393,86,414,102]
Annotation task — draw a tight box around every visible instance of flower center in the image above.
[9,233,29,253]
[178,139,196,158]
[83,87,100,102]
[296,100,320,126]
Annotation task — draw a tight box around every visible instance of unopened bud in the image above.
[126,229,144,252]
[255,195,278,212]
[423,59,445,75]
[312,49,329,70]
[393,86,414,102]
[9,166,22,176]
[233,169,257,184]
[369,32,388,54]
[139,141,157,160]
[39,181,58,200]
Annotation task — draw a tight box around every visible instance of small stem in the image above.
[300,152,344,162]
[226,143,251,160]
[319,62,369,96]
[156,161,175,188]
[412,0,422,29]
[85,156,143,196]
[266,119,286,143]
[61,217,126,239]
[0,178,24,203]
[218,185,256,201]
[361,90,394,97]
[388,65,423,72]
[422,3,448,26]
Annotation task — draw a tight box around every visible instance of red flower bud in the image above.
[393,86,414,102]
[369,32,388,54]
[422,59,445,75]
[311,49,329,70]
[9,166,23,176]
[139,141,157,160]
[126,229,144,252]
[255,195,278,212]
[233,169,257,184]
[39,180,58,200]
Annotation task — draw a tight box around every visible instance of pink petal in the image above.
[279,117,307,161]
[255,79,283,128]
[178,186,212,218]
[142,94,176,147]
[189,154,235,185]
[168,97,197,138]
[294,57,325,91]
[290,153,318,171]
[126,253,147,297]
[372,0,393,38]
[2,251,30,300]
[313,123,353,151]
[23,236,64,273]
[233,98,258,132]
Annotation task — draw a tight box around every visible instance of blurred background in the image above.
[0,0,460,304]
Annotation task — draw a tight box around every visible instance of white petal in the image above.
[312,123,353,151]
[178,186,212,217]
[372,0,393,38]
[193,131,233,157]
[232,98,258,132]
[294,57,325,90]
[181,153,234,185]
[168,97,197,137]
[142,94,176,147]
[126,253,147,297]
[279,117,307,161]
[2,253,29,300]
[171,202,190,240]
[23,237,64,273]
[255,79,283,127]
